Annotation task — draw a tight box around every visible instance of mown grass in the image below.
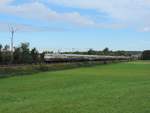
[0,61,150,113]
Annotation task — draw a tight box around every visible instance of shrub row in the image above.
[0,60,124,78]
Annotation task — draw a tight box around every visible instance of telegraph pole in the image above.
[9,25,17,64]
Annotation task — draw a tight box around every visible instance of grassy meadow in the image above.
[0,61,150,113]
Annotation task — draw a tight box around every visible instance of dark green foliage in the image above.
[142,50,150,60]
[20,43,32,64]
[63,48,141,56]
[31,48,39,64]
[13,47,22,64]
[2,45,11,64]
[103,47,109,54]
[0,43,43,65]
[87,49,96,55]
[115,50,130,56]
[0,44,2,63]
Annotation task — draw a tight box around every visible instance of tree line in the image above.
[63,48,142,56]
[142,50,150,60]
[0,43,45,65]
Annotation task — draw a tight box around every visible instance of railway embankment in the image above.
[0,60,128,78]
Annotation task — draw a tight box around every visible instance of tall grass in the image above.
[0,61,116,78]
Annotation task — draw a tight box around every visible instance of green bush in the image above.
[142,50,150,60]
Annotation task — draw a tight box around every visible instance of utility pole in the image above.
[9,25,17,64]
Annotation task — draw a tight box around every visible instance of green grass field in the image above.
[0,61,150,113]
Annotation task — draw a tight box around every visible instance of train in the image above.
[44,53,132,63]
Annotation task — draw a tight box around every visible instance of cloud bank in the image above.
[0,0,150,31]
[47,0,150,31]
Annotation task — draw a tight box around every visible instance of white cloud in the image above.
[0,0,13,5]
[0,22,66,32]
[0,1,96,27]
[0,0,150,31]
[141,27,150,32]
[47,0,148,20]
[47,0,150,31]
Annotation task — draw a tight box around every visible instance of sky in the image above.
[0,0,150,51]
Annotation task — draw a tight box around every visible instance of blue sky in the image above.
[0,0,150,51]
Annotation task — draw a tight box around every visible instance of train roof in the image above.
[45,53,130,58]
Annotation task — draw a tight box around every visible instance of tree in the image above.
[0,43,43,64]
[103,47,109,55]
[2,45,11,64]
[87,49,96,55]
[0,44,2,64]
[115,51,127,56]
[20,43,32,64]
[13,47,22,64]
[31,48,39,64]
[142,50,150,60]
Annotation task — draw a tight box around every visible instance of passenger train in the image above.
[44,53,131,63]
